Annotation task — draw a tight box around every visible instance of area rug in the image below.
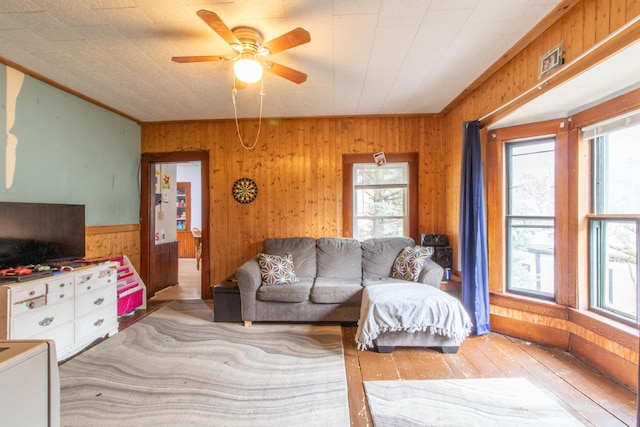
[364,377,583,426]
[59,301,349,426]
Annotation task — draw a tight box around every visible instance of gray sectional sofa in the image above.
[235,236,472,353]
[235,236,444,324]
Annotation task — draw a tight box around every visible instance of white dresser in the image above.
[0,262,119,361]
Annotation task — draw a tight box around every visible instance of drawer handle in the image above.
[28,301,36,309]
[59,293,65,299]
[39,316,54,327]
[29,290,36,296]
[59,283,65,288]
[94,318,104,327]
[86,285,92,291]
[94,297,105,306]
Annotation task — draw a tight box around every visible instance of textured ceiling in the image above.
[0,0,563,123]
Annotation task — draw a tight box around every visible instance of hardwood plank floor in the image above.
[150,258,201,301]
[344,327,638,426]
[119,266,638,427]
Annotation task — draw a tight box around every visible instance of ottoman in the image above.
[355,283,472,353]
[213,278,242,322]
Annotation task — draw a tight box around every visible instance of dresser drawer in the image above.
[75,286,117,318]
[43,276,74,293]
[75,267,116,296]
[11,290,48,318]
[33,320,75,357]
[11,299,74,338]
[47,288,74,306]
[75,303,117,340]
[11,283,47,303]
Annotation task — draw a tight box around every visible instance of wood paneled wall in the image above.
[141,116,444,286]
[443,0,640,261]
[85,224,140,271]
[440,1,640,390]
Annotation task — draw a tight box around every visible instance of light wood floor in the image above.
[126,264,638,426]
[149,258,201,301]
[342,327,638,426]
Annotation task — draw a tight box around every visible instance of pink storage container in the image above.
[117,281,138,295]
[118,288,143,316]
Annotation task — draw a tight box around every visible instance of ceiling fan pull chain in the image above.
[232,77,264,150]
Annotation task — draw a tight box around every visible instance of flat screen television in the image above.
[0,202,86,270]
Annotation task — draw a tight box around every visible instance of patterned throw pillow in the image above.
[257,253,299,286]
[391,246,434,282]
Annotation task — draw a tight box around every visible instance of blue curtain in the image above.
[459,120,490,335]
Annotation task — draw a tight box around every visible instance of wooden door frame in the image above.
[140,151,211,299]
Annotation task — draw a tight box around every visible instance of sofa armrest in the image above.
[235,256,261,321]
[418,259,444,288]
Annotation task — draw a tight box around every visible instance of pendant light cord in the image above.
[232,76,264,150]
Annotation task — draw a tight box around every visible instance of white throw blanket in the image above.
[355,283,473,350]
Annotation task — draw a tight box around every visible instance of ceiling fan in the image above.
[172,10,310,86]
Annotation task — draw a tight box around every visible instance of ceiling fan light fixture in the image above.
[234,55,262,83]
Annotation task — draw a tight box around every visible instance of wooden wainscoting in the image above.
[147,240,179,297]
[490,292,639,391]
[85,224,140,271]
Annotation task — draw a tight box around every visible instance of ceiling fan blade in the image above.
[196,9,240,46]
[265,61,307,84]
[262,28,310,55]
[172,55,225,63]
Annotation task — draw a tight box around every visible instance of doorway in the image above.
[140,151,210,299]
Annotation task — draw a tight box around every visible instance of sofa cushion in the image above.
[256,277,314,303]
[391,246,434,281]
[311,277,363,304]
[362,277,412,287]
[257,253,298,286]
[361,237,415,279]
[264,237,317,278]
[418,258,445,287]
[316,237,362,278]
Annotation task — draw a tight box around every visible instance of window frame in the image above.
[352,162,409,240]
[486,119,569,304]
[504,137,557,301]
[588,217,639,325]
[342,153,419,242]
[585,122,640,326]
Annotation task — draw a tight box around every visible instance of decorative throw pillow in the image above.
[258,253,298,286]
[391,246,433,282]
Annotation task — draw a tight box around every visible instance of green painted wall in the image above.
[1,64,140,226]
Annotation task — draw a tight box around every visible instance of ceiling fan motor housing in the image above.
[231,27,270,56]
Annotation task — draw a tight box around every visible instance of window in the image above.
[586,114,640,325]
[352,162,408,240]
[505,138,555,299]
[342,153,418,241]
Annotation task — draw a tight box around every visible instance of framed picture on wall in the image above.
[539,42,563,78]
[373,151,387,167]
